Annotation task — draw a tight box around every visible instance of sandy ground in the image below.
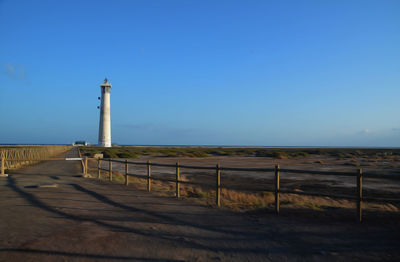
[1,148,400,261]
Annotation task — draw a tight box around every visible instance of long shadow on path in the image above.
[6,170,400,259]
[6,176,277,255]
[0,248,183,262]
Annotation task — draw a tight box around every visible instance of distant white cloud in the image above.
[2,63,27,80]
[358,128,374,135]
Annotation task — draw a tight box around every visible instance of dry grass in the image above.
[343,159,361,167]
[87,164,399,214]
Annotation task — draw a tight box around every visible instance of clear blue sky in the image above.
[1,0,399,146]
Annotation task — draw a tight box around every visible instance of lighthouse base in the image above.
[100,142,112,147]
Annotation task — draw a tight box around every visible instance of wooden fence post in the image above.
[216,163,221,207]
[125,159,129,186]
[81,160,85,174]
[1,156,7,177]
[357,168,363,222]
[84,157,88,176]
[97,159,101,179]
[147,160,151,192]
[275,164,280,214]
[176,161,180,197]
[109,159,112,182]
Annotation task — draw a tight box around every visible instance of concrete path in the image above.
[0,149,399,261]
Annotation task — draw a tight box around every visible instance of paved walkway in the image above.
[0,149,399,261]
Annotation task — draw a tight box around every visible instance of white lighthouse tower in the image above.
[98,78,112,147]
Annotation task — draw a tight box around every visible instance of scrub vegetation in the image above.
[80,146,400,160]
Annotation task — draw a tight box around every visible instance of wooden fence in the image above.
[1,146,81,177]
[1,151,398,222]
[0,156,87,177]
[0,146,71,170]
[96,158,400,222]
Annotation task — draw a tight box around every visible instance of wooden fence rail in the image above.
[0,156,87,177]
[95,158,400,222]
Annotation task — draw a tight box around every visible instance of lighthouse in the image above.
[98,78,112,147]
